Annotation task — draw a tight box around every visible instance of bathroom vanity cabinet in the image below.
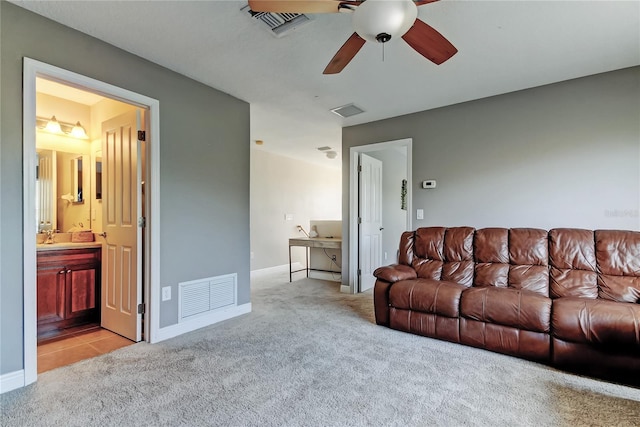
[37,245,101,339]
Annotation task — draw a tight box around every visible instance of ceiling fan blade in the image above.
[248,0,357,14]
[323,33,366,74]
[402,18,457,65]
[415,0,440,5]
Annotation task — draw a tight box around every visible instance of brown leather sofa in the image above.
[373,227,640,384]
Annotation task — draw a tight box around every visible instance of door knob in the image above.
[98,232,107,238]
[379,227,384,231]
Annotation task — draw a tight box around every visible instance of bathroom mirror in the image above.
[72,156,84,203]
[95,157,102,200]
[36,148,92,232]
[36,149,56,232]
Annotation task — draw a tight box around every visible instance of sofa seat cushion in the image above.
[388,278,466,318]
[460,287,551,333]
[552,297,640,349]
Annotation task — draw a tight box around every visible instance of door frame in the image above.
[347,138,412,294]
[22,58,161,385]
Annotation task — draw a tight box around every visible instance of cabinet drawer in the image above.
[37,248,101,268]
[311,240,341,249]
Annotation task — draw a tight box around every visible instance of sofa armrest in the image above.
[374,280,393,326]
[373,264,417,283]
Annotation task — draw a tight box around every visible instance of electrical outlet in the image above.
[162,286,171,301]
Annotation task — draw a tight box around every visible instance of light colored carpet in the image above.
[2,271,639,426]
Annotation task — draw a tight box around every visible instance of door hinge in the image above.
[357,269,361,276]
[358,217,362,224]
[138,303,145,314]
[138,130,146,141]
[138,217,146,228]
[358,165,362,172]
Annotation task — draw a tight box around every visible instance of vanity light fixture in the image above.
[37,116,89,139]
[44,115,62,134]
[70,121,88,139]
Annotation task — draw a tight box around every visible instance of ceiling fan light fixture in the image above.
[352,0,418,43]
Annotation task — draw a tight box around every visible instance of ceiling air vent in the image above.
[330,103,365,118]
[242,5,312,38]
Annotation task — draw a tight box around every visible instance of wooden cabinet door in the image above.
[66,264,99,321]
[37,265,66,327]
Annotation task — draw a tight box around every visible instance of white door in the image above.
[358,153,383,292]
[101,110,143,341]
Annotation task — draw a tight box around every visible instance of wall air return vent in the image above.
[242,5,312,38]
[178,273,237,322]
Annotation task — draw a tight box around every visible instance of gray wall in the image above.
[342,67,640,287]
[366,148,408,265]
[1,3,250,374]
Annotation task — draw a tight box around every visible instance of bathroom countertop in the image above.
[36,242,102,251]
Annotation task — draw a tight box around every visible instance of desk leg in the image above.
[289,245,292,282]
[306,247,309,278]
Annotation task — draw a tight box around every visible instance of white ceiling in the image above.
[13,1,640,168]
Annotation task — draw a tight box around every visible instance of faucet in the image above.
[44,229,56,244]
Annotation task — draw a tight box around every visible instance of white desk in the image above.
[288,237,341,282]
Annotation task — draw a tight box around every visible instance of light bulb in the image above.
[44,116,62,134]
[70,121,88,139]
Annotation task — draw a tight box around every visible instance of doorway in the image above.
[22,58,161,386]
[34,80,143,344]
[348,139,412,294]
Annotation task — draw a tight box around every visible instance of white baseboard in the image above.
[251,262,302,278]
[1,370,25,394]
[308,270,342,282]
[153,302,252,343]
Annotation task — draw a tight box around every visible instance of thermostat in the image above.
[422,180,437,189]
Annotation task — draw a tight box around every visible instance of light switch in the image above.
[416,209,424,220]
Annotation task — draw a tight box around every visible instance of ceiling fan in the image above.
[248,0,458,74]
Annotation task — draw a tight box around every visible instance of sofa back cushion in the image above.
[474,228,549,297]
[549,228,598,299]
[412,227,474,287]
[596,230,640,303]
[474,228,509,288]
[398,231,415,266]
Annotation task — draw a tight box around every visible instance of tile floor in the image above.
[37,328,135,373]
